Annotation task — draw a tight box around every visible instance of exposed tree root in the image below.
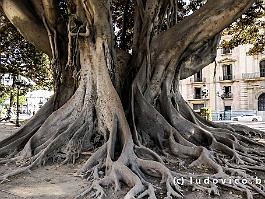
[55,81,265,199]
[1,67,265,199]
[0,96,55,159]
[1,11,265,199]
[76,135,183,199]
[1,0,263,198]
[125,72,265,199]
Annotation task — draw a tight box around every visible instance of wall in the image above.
[180,37,265,121]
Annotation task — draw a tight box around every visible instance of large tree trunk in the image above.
[1,0,265,198]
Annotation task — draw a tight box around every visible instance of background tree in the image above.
[0,0,265,198]
[221,0,265,54]
[0,11,53,109]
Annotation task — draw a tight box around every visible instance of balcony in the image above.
[187,94,209,102]
[222,92,233,99]
[219,75,234,81]
[242,72,265,80]
[221,48,232,55]
[190,77,206,83]
[194,94,202,99]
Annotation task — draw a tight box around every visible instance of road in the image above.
[236,121,265,132]
[215,120,265,132]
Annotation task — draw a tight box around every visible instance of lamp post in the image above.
[14,75,28,127]
[26,98,29,114]
[16,83,20,126]
[2,74,31,125]
[14,75,21,126]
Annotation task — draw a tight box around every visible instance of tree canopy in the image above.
[221,0,265,54]
[0,11,53,92]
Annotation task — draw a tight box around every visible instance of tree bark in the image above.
[1,0,265,198]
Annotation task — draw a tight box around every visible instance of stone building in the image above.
[180,35,265,120]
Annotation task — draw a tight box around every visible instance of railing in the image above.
[194,77,203,82]
[220,75,233,81]
[222,92,233,99]
[242,72,265,79]
[194,94,202,99]
[190,77,206,83]
[221,48,232,55]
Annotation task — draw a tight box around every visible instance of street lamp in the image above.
[14,75,21,126]
[14,75,28,127]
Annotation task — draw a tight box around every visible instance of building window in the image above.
[222,64,233,80]
[224,106,232,120]
[224,106,231,111]
[260,60,265,77]
[194,88,202,99]
[223,86,232,98]
[194,70,202,82]
[222,48,232,54]
[258,93,265,111]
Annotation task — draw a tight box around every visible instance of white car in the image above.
[231,114,262,122]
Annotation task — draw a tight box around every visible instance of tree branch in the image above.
[151,0,254,57]
[151,0,254,80]
[179,34,221,80]
[0,0,52,57]
[42,0,57,28]
[144,0,254,102]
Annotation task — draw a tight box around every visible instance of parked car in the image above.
[231,114,262,122]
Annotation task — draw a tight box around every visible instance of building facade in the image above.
[180,35,265,120]
[25,90,53,114]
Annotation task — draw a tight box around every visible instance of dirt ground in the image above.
[0,121,264,199]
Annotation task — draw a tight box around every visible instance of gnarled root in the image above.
[1,90,265,199]
[1,69,265,199]
[76,117,183,199]
[77,149,183,199]
[0,96,55,158]
[130,81,265,199]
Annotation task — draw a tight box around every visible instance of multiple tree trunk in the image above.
[0,0,265,198]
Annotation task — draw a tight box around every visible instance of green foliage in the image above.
[111,0,201,52]
[0,11,53,93]
[18,95,27,107]
[0,83,11,98]
[0,91,8,104]
[111,0,262,54]
[221,0,265,55]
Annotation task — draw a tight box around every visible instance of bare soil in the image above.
[0,122,264,199]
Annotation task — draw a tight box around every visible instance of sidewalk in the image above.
[0,121,18,141]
